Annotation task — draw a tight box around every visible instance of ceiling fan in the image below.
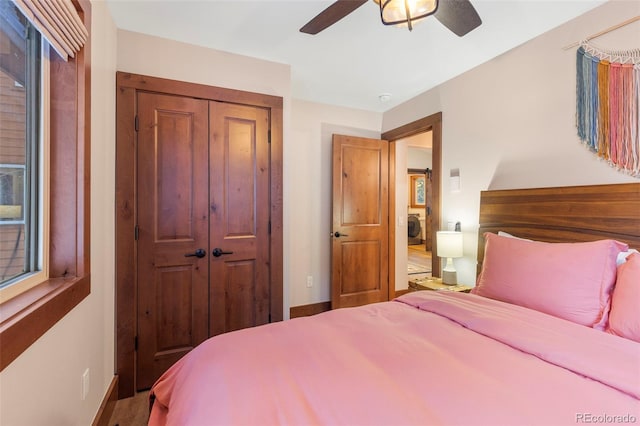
[300,0,482,37]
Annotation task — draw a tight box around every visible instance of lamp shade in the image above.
[436,231,463,258]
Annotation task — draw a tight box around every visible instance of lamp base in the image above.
[442,270,457,285]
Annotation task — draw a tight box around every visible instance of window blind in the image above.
[11,0,87,60]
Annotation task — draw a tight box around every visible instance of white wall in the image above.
[0,1,118,424]
[407,147,432,170]
[93,2,118,396]
[116,30,291,102]
[290,99,382,306]
[383,0,639,287]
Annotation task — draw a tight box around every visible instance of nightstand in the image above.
[408,276,472,293]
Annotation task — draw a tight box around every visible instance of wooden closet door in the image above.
[135,95,272,388]
[136,93,210,390]
[208,101,271,336]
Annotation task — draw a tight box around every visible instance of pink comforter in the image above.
[149,292,640,425]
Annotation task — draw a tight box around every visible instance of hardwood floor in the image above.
[108,391,150,426]
[408,244,431,275]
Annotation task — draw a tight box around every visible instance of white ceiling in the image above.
[105,0,606,112]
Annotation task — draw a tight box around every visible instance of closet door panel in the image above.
[136,92,210,390]
[209,101,270,335]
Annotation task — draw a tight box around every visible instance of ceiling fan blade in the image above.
[434,0,482,37]
[300,0,368,35]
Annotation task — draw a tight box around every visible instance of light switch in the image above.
[450,168,461,192]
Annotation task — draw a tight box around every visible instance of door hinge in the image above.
[134,335,138,351]
[268,220,271,234]
[268,130,271,144]
[134,225,139,240]
[135,115,139,132]
[268,313,272,323]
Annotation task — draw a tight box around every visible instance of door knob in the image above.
[332,231,348,238]
[184,248,206,258]
[212,248,234,257]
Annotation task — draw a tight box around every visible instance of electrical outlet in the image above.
[82,368,90,400]
[306,275,313,288]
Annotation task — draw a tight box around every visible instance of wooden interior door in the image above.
[208,101,271,335]
[331,134,389,309]
[136,92,210,390]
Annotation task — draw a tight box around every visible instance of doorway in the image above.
[405,130,433,280]
[115,72,283,398]
[408,165,432,279]
[383,112,442,297]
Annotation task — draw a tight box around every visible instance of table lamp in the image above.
[436,231,463,285]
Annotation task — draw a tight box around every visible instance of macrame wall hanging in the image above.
[572,18,640,178]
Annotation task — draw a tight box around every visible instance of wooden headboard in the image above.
[477,183,640,275]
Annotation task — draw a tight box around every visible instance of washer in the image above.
[408,214,421,245]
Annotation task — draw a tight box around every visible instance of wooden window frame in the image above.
[0,0,91,372]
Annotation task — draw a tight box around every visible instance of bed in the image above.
[149,183,640,426]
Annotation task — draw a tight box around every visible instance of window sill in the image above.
[0,275,90,371]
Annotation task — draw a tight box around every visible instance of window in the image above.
[410,175,425,208]
[0,0,90,372]
[0,2,43,292]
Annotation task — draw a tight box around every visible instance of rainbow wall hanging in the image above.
[576,42,639,177]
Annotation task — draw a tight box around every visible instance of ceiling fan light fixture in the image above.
[374,0,439,31]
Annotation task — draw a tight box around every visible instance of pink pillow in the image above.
[607,253,640,342]
[472,233,627,329]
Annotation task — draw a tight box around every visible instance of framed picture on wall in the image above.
[410,175,425,208]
